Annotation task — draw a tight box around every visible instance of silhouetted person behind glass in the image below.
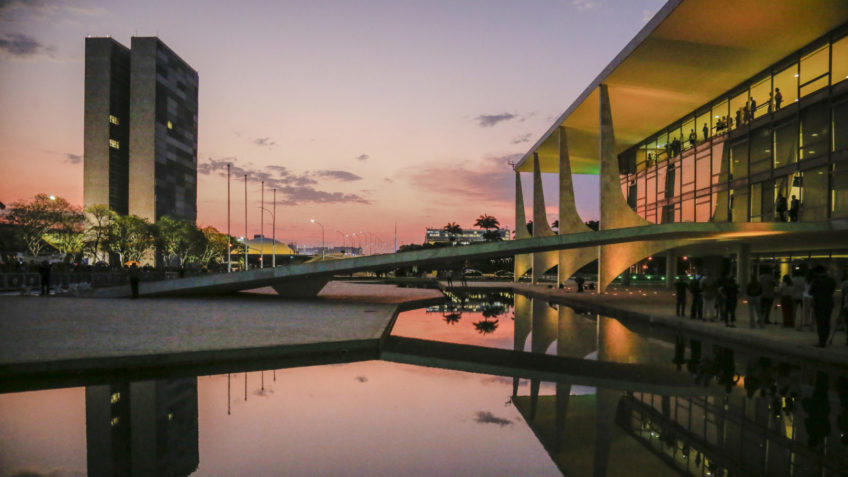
[774,88,783,111]
[129,263,140,299]
[789,195,800,222]
[688,129,697,148]
[809,265,836,347]
[750,97,757,118]
[775,193,788,222]
[702,123,709,142]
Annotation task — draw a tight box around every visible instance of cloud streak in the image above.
[311,170,362,182]
[473,411,513,427]
[355,154,369,161]
[511,133,532,144]
[199,157,370,205]
[0,32,54,58]
[474,113,517,128]
[252,137,275,148]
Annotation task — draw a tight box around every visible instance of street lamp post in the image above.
[227,163,231,273]
[310,219,325,260]
[260,181,264,269]
[244,174,248,270]
[258,191,277,267]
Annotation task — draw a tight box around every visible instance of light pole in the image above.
[227,163,231,272]
[310,219,325,260]
[258,194,277,267]
[244,174,248,270]
[260,181,264,269]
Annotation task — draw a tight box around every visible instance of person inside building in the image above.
[746,276,763,328]
[776,193,788,222]
[688,128,697,148]
[789,195,800,222]
[721,276,739,327]
[759,269,778,325]
[779,275,795,327]
[808,265,836,347]
[702,122,709,142]
[774,88,783,111]
[674,275,688,317]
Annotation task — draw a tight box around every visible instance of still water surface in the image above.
[1,290,846,476]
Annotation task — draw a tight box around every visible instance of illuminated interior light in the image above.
[167,121,173,129]
[794,73,799,77]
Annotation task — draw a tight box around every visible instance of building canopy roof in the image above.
[514,0,848,174]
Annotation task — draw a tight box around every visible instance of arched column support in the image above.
[532,153,557,283]
[597,84,688,291]
[514,170,532,280]
[556,126,596,284]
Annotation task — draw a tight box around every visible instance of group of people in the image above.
[774,193,801,222]
[674,265,848,347]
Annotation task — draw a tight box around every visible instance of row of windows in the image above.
[625,25,848,172]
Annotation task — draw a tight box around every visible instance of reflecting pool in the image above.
[1,290,846,476]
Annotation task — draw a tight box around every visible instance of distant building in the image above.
[84,36,198,222]
[425,228,510,245]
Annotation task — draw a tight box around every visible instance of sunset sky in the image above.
[0,0,665,249]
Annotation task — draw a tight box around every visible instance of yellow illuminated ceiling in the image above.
[516,0,848,174]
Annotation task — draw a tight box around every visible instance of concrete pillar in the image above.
[556,126,596,284]
[597,84,679,291]
[532,153,557,284]
[514,171,532,280]
[737,243,751,288]
[665,251,676,288]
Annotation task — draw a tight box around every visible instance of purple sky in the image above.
[0,0,665,247]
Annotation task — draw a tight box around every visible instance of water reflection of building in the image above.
[85,378,199,477]
[510,293,848,476]
[426,290,512,314]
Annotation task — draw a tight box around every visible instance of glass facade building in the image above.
[618,22,848,225]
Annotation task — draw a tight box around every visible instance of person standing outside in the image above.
[721,276,739,327]
[779,275,795,327]
[746,277,763,328]
[701,274,718,321]
[759,270,778,324]
[793,271,807,330]
[674,275,688,317]
[808,265,836,347]
[690,272,703,320]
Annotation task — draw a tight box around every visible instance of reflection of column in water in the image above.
[86,378,199,477]
[512,293,532,397]
[529,298,560,419]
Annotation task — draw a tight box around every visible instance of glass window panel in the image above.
[647,172,657,208]
[800,102,828,161]
[697,111,711,142]
[730,141,748,179]
[683,117,696,150]
[773,64,798,108]
[750,182,762,222]
[761,179,775,221]
[773,120,798,167]
[834,98,848,152]
[696,196,711,222]
[731,188,748,222]
[749,127,771,174]
[681,154,695,193]
[832,162,848,218]
[750,76,770,119]
[657,164,667,198]
[681,197,695,222]
[696,155,711,190]
[833,35,848,85]
[713,99,730,134]
[673,161,682,197]
[800,77,829,97]
[656,132,668,162]
[637,172,646,209]
[801,167,828,221]
[800,44,829,94]
[730,91,749,129]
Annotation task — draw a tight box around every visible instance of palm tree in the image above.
[474,214,500,231]
[443,222,462,244]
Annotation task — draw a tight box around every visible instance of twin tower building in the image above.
[83,37,198,223]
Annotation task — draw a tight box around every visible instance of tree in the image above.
[443,222,462,244]
[5,194,80,257]
[198,226,230,266]
[42,203,85,259]
[474,214,500,231]
[155,216,204,267]
[107,214,154,264]
[84,204,116,263]
[585,220,599,231]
